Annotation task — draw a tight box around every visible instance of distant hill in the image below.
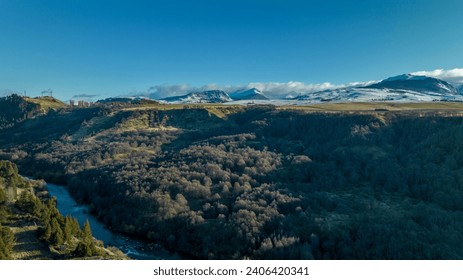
[295,74,463,103]
[161,90,232,104]
[97,97,159,105]
[23,96,66,111]
[230,88,268,100]
[0,94,65,129]
[366,74,459,95]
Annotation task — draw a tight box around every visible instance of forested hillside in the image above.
[0,94,65,130]
[1,102,463,259]
[0,160,126,259]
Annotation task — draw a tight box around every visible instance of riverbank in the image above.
[44,181,181,260]
[0,161,129,260]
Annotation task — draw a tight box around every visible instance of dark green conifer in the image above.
[74,219,96,257]
[42,221,52,241]
[82,219,93,242]
[63,216,73,243]
[0,226,15,259]
[50,218,64,246]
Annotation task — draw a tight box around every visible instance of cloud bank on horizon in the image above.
[145,80,377,99]
[411,68,463,84]
[143,68,463,99]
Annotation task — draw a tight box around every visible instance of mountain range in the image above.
[293,74,463,103]
[161,90,232,103]
[151,73,463,104]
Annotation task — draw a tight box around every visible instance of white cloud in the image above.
[146,84,191,99]
[241,80,376,98]
[246,81,336,98]
[411,68,463,84]
[145,84,241,98]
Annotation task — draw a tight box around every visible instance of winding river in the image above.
[45,182,181,260]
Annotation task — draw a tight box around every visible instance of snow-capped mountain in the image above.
[366,74,459,95]
[230,88,268,100]
[294,87,463,103]
[285,91,303,99]
[458,84,463,94]
[294,74,463,103]
[143,72,463,105]
[161,90,232,104]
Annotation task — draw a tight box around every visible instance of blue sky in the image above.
[1,0,462,99]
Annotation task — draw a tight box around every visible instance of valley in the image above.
[1,95,463,259]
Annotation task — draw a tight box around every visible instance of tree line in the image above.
[0,160,120,259]
[1,105,463,259]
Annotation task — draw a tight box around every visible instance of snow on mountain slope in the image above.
[154,73,463,105]
[382,74,428,82]
[294,87,463,103]
[366,74,459,95]
[457,84,463,94]
[230,88,269,100]
[292,74,463,104]
[161,90,232,104]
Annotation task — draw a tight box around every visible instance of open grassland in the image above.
[121,103,246,118]
[119,101,463,115]
[24,96,66,111]
[71,102,463,142]
[279,102,463,112]
[8,215,55,260]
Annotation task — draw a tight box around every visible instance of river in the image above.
[45,182,181,260]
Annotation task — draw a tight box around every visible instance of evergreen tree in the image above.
[74,241,93,257]
[0,238,7,259]
[0,188,7,224]
[70,217,80,236]
[50,218,64,246]
[16,191,35,213]
[0,188,6,204]
[0,226,15,259]
[0,160,19,182]
[0,207,7,224]
[63,216,73,243]
[42,222,52,241]
[32,196,43,218]
[40,207,51,228]
[47,197,60,219]
[82,219,93,243]
[74,219,96,257]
